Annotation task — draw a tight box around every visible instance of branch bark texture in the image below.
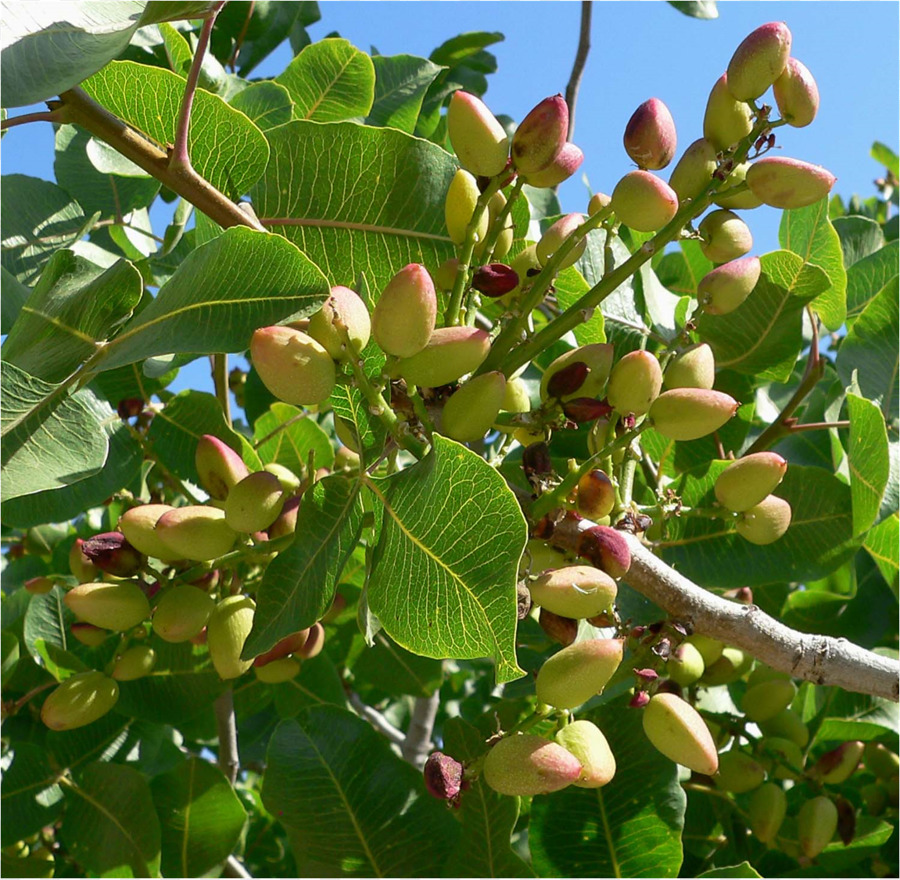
[564,1,592,141]
[400,690,441,769]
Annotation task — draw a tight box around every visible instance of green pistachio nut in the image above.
[715,452,788,512]
[224,471,285,533]
[118,504,182,563]
[861,782,889,816]
[250,325,336,406]
[611,170,679,233]
[155,506,238,562]
[529,565,617,620]
[716,748,767,793]
[445,168,488,246]
[535,638,624,710]
[69,538,99,582]
[700,646,753,686]
[759,708,810,749]
[447,90,510,177]
[623,97,677,170]
[540,343,614,403]
[64,582,150,631]
[773,57,819,127]
[522,539,576,577]
[686,634,724,667]
[575,469,616,520]
[864,742,900,781]
[664,343,716,390]
[511,95,568,174]
[152,583,215,643]
[441,372,507,443]
[502,375,532,414]
[588,192,612,216]
[812,741,865,784]
[667,642,706,687]
[372,263,438,358]
[263,462,302,495]
[758,736,804,780]
[726,21,792,102]
[111,645,156,681]
[735,495,792,545]
[650,388,739,441]
[524,142,584,188]
[703,74,754,152]
[714,161,764,210]
[555,720,616,788]
[307,285,372,359]
[749,783,788,843]
[607,350,663,415]
[536,213,587,270]
[669,137,718,203]
[698,209,753,263]
[642,693,719,775]
[798,796,838,859]
[207,594,256,680]
[395,327,491,388]
[745,157,837,209]
[698,256,762,315]
[40,670,119,731]
[254,656,301,683]
[70,622,109,647]
[483,733,582,796]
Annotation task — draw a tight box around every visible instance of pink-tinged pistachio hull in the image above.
[119,504,184,562]
[698,256,761,315]
[611,170,679,233]
[715,451,787,512]
[773,57,819,127]
[441,372,507,442]
[703,74,754,151]
[745,157,836,209]
[512,95,568,174]
[447,90,510,177]
[698,209,753,264]
[372,263,437,358]
[726,21,792,101]
[483,733,583,796]
[555,720,617,788]
[535,638,624,709]
[664,343,716,390]
[529,565,617,619]
[642,692,719,775]
[669,138,718,203]
[623,97,677,170]
[155,506,238,562]
[307,285,371,359]
[195,434,250,501]
[524,142,584,188]
[395,327,491,388]
[735,495,792,545]
[650,389,740,441]
[250,326,336,406]
[575,525,631,579]
[536,213,587,269]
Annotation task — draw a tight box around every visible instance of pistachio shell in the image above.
[715,452,788,512]
[529,565,618,619]
[650,388,739,441]
[535,638,624,709]
[395,327,491,388]
[773,57,819,128]
[41,670,119,731]
[250,326,336,406]
[441,372,507,442]
[745,157,837,209]
[664,344,715,390]
[555,720,617,788]
[588,192,611,215]
[698,256,761,315]
[483,733,582,796]
[607,350,663,415]
[703,74,754,152]
[447,90,510,177]
[642,693,719,775]
[611,170,679,232]
[64,582,150,632]
[726,21,792,101]
[669,137,718,203]
[372,264,437,358]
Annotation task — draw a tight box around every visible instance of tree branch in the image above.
[400,690,441,769]
[222,855,253,878]
[214,687,241,785]
[564,1,592,141]
[347,691,406,745]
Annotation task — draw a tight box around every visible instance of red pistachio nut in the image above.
[745,157,836,209]
[471,263,520,298]
[623,98,677,170]
[726,21,792,102]
[523,141,584,188]
[773,57,819,127]
[81,532,145,577]
[511,95,568,174]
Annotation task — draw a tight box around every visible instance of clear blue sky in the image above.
[2,1,897,402]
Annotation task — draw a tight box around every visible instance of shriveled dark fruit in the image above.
[423,752,464,800]
[540,343,614,403]
[472,264,519,298]
[623,98,677,170]
[642,693,719,775]
[575,525,631,579]
[81,532,144,577]
[482,733,582,796]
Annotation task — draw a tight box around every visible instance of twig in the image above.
[401,690,441,769]
[214,687,241,785]
[347,691,406,745]
[212,353,231,426]
[0,109,62,130]
[222,855,253,878]
[227,0,256,72]
[564,1,592,142]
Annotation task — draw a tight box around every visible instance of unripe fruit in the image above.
[812,741,865,785]
[650,388,739,441]
[607,350,663,415]
[736,495,792,545]
[81,532,144,577]
[667,642,706,687]
[861,782,888,816]
[502,375,531,414]
[250,326,336,406]
[611,170,678,233]
[445,169,488,246]
[714,162,764,210]
[749,783,787,843]
[70,622,109,646]
[575,525,631,579]
[372,264,437,358]
[472,264,519,298]
[433,259,459,292]
[118,504,183,563]
[588,192,612,216]
[773,57,819,127]
[698,209,752,264]
[254,656,301,683]
[745,157,837,210]
[297,622,325,660]
[207,594,256,680]
[196,434,251,501]
[664,344,715,391]
[423,752,464,800]
[715,452,788,512]
[623,98,677,170]
[477,190,514,259]
[40,670,119,731]
[698,256,761,315]
[447,90,510,177]
[263,462,302,495]
[111,644,156,681]
[555,720,616,788]
[65,582,150,631]
[716,748,767,793]
[69,538,99,582]
[529,565,617,620]
[155,506,237,562]
[535,638,624,709]
[742,678,797,722]
[686,634,724,667]
[669,138,718,203]
[642,693,719,775]
[759,736,804,780]
[512,95,568,174]
[539,608,578,646]
[575,469,616,520]
[253,628,310,667]
[523,539,574,577]
[524,141,584,188]
[759,708,810,749]
[152,583,215,643]
[798,796,838,859]
[700,646,753,686]
[536,213,586,270]
[482,733,582,796]
[224,471,285,533]
[864,742,900,780]
[25,576,54,595]
[540,343,614,403]
[441,372,507,442]
[395,327,491,388]
[726,22,792,102]
[307,285,372,359]
[703,74,754,151]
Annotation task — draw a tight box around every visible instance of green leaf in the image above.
[659,464,858,588]
[529,698,685,878]
[813,688,899,743]
[1,174,93,284]
[3,251,142,382]
[698,863,760,878]
[229,80,294,131]
[837,277,899,422]
[262,707,458,876]
[151,757,247,878]
[637,262,681,340]
[871,141,900,177]
[833,215,886,267]
[351,632,444,699]
[139,2,222,26]
[846,240,899,321]
[812,816,895,873]
[555,264,605,345]
[97,227,329,371]
[276,38,375,122]
[847,394,890,536]
[0,743,65,847]
[269,653,349,718]
[253,403,334,474]
[21,585,71,661]
[865,513,899,596]
[82,60,268,199]
[243,475,365,658]
[366,54,444,133]
[668,0,719,19]
[779,199,847,330]
[0,362,108,503]
[61,762,161,878]
[654,240,713,298]
[697,250,830,382]
[45,712,134,773]
[366,436,526,684]
[155,22,192,76]
[0,2,147,107]
[0,265,30,334]
[251,121,457,291]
